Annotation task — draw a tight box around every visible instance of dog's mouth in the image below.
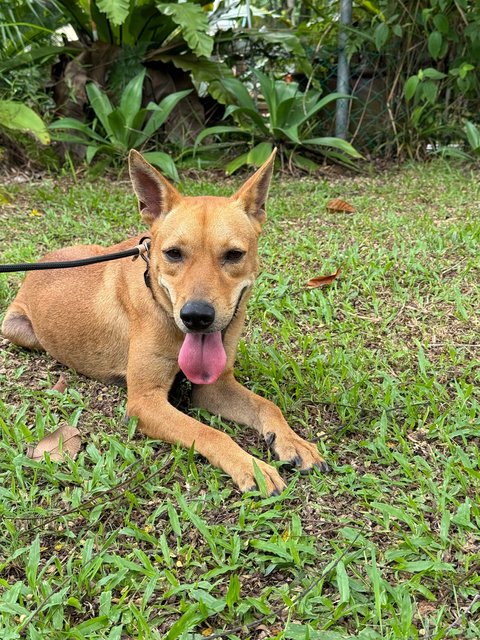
[177,286,248,385]
[178,332,226,385]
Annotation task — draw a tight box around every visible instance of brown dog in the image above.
[2,150,327,493]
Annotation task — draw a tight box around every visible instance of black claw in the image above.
[290,454,302,468]
[270,489,281,497]
[315,461,330,473]
[265,432,276,447]
[246,485,257,493]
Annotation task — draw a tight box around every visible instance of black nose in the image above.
[180,301,215,331]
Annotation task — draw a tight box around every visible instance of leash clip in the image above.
[132,237,151,265]
[132,236,152,290]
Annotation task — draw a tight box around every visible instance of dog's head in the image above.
[128,149,276,384]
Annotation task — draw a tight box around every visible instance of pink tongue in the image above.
[178,331,227,384]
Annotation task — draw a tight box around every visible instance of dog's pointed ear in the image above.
[232,149,276,224]
[128,150,181,226]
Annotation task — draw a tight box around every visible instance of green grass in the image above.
[0,161,479,639]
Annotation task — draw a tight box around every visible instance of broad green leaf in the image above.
[220,77,258,111]
[276,125,300,144]
[194,125,245,151]
[26,536,40,588]
[420,80,438,104]
[465,121,480,151]
[70,616,110,633]
[86,144,100,165]
[119,69,146,129]
[0,100,50,144]
[253,70,277,120]
[156,2,213,57]
[422,67,447,80]
[428,31,443,59]
[223,105,269,134]
[226,574,240,609]
[252,459,268,497]
[107,109,128,146]
[140,152,179,182]
[150,53,233,103]
[303,137,362,158]
[404,75,419,101]
[288,92,352,129]
[226,151,250,174]
[291,154,320,172]
[398,560,455,573]
[336,560,350,603]
[433,13,449,34]
[135,89,191,146]
[275,97,300,130]
[165,603,203,640]
[96,0,130,26]
[86,82,114,137]
[247,142,274,166]
[374,22,389,50]
[49,118,107,144]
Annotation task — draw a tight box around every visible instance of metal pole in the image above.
[335,0,352,139]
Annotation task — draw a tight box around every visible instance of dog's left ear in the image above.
[232,149,276,224]
[128,150,181,226]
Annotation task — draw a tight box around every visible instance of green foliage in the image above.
[0,99,50,144]
[156,2,213,58]
[49,70,190,180]
[196,71,361,173]
[465,121,480,154]
[345,0,480,157]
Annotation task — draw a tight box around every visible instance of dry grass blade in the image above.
[326,197,355,213]
[26,424,81,461]
[306,267,341,288]
[51,373,67,393]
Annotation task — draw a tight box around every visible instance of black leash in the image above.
[0,238,151,274]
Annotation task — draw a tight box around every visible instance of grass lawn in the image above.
[0,160,479,640]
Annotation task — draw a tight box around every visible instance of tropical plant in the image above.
[49,0,231,105]
[49,70,190,180]
[464,121,480,155]
[340,0,480,157]
[0,99,50,144]
[195,71,361,173]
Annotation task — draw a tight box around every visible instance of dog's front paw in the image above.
[234,457,286,495]
[265,431,329,473]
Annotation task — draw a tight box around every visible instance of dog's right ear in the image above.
[128,150,181,226]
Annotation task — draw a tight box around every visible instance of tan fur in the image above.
[2,150,327,493]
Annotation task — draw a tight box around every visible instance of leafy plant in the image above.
[0,99,50,144]
[50,69,190,180]
[50,0,229,100]
[195,71,361,173]
[344,0,480,157]
[465,121,480,155]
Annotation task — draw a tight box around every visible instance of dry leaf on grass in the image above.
[306,267,341,288]
[51,373,67,393]
[27,424,81,462]
[326,197,355,213]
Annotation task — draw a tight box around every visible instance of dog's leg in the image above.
[192,373,328,473]
[126,354,286,494]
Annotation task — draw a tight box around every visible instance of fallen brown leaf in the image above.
[51,373,67,394]
[27,424,81,462]
[326,197,355,213]
[306,267,341,288]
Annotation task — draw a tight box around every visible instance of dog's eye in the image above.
[164,248,183,262]
[224,250,245,263]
